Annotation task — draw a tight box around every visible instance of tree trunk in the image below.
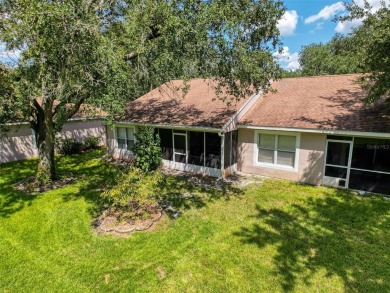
[35,106,57,185]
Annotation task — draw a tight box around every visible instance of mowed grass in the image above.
[0,150,389,292]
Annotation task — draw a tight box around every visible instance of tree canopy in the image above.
[339,1,390,105]
[0,0,285,182]
[298,34,361,76]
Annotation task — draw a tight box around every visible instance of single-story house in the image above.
[0,105,106,164]
[108,74,390,194]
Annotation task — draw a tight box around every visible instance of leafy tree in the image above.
[281,68,303,78]
[299,34,361,76]
[0,65,20,137]
[339,1,390,105]
[0,0,285,183]
[132,126,162,172]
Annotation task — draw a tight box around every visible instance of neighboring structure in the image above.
[109,75,390,194]
[0,105,106,164]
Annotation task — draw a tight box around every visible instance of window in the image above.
[159,128,173,160]
[256,132,297,168]
[116,126,135,151]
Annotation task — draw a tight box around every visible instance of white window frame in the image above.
[323,139,353,188]
[253,130,300,171]
[31,129,37,149]
[323,136,390,190]
[172,130,188,164]
[114,125,136,152]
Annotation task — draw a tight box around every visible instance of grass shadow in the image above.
[0,159,39,218]
[234,185,390,292]
[157,174,244,214]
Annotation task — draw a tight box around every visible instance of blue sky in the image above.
[275,0,389,70]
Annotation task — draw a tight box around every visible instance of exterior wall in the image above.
[0,119,106,164]
[297,133,326,185]
[56,119,106,145]
[0,124,38,164]
[106,126,134,161]
[107,126,223,177]
[237,128,326,185]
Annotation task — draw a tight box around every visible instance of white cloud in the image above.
[335,18,363,33]
[277,10,299,37]
[334,0,390,33]
[273,46,300,71]
[305,2,345,24]
[354,0,390,12]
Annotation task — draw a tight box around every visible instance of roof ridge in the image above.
[279,73,362,81]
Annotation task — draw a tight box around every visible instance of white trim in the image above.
[4,117,104,126]
[114,121,221,132]
[31,129,37,150]
[162,159,222,177]
[253,130,300,172]
[350,167,390,175]
[114,125,136,152]
[322,139,353,189]
[238,125,390,139]
[173,131,188,163]
[220,132,225,175]
[222,90,262,132]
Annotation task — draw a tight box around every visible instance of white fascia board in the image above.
[222,90,262,132]
[4,117,104,126]
[238,125,390,138]
[113,121,222,133]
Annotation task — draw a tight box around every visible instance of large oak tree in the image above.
[339,0,390,105]
[0,0,285,183]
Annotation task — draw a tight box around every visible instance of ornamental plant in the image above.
[101,167,163,221]
[132,126,162,172]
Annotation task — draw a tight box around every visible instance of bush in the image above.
[132,126,162,172]
[101,167,163,221]
[84,136,100,150]
[58,138,82,155]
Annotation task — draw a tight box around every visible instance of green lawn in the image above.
[1,150,389,292]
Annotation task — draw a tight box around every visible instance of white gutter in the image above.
[238,125,390,138]
[113,121,222,132]
[3,117,105,126]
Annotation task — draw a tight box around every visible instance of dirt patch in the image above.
[161,167,265,189]
[94,208,163,235]
[13,175,75,194]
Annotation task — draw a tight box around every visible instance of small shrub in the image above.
[132,126,162,172]
[101,167,163,221]
[58,138,82,155]
[84,136,101,150]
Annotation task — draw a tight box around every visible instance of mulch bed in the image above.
[94,208,163,235]
[13,175,75,194]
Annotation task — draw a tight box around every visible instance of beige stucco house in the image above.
[108,74,390,194]
[0,118,106,164]
[2,74,389,194]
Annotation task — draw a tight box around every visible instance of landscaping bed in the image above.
[1,150,389,292]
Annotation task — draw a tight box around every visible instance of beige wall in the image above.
[0,124,38,164]
[106,126,134,161]
[237,128,326,185]
[57,120,106,145]
[0,119,106,164]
